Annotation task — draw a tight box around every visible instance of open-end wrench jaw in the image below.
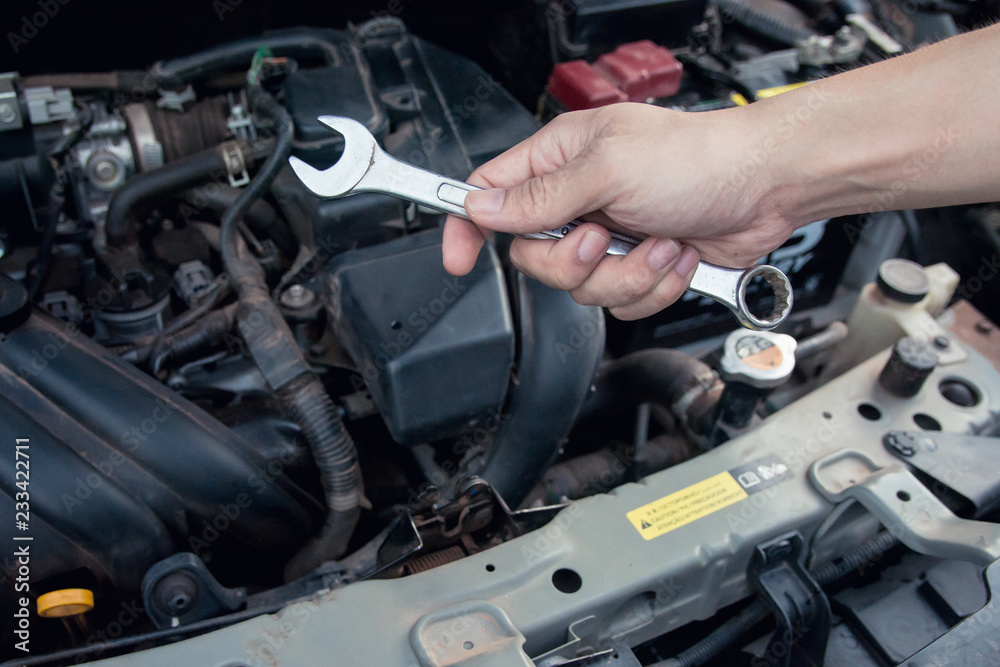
[287,116,377,198]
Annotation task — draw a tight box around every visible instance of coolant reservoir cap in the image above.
[877,258,930,304]
[878,336,938,398]
[37,588,94,618]
[0,272,30,332]
[720,329,798,389]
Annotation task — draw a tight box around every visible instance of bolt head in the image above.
[280,284,315,309]
[0,104,15,123]
[884,432,917,457]
[88,154,125,189]
[95,160,117,181]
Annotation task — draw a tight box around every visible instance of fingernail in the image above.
[465,188,505,215]
[578,230,610,263]
[673,246,700,276]
[648,238,680,271]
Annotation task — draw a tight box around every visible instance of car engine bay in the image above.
[0,1,999,665]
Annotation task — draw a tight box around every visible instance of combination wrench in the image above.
[289,116,793,331]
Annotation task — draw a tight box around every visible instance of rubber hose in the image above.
[21,71,151,92]
[217,86,362,580]
[106,145,238,247]
[149,28,341,89]
[522,434,697,506]
[279,376,363,581]
[578,349,720,432]
[715,0,816,46]
[148,303,237,374]
[25,188,62,301]
[647,532,898,667]
[219,90,290,292]
[181,186,298,259]
[477,275,605,508]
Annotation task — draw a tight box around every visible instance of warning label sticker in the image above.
[627,472,749,541]
[626,456,792,541]
[728,454,791,495]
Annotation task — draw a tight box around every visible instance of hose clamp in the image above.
[221,141,250,188]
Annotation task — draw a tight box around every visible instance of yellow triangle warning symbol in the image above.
[641,520,652,529]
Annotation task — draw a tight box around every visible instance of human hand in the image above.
[442,103,800,320]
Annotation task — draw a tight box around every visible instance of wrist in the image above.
[704,103,811,233]
[730,83,876,229]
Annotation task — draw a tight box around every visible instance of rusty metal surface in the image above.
[946,300,1000,371]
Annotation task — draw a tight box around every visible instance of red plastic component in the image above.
[547,60,628,111]
[593,40,683,102]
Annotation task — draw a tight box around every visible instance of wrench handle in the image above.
[355,149,477,217]
[349,146,793,330]
[518,220,642,256]
[360,151,643,255]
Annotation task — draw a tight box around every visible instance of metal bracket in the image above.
[809,450,1000,566]
[539,644,642,667]
[0,73,23,131]
[884,430,1000,512]
[410,601,533,667]
[371,478,566,580]
[747,532,831,667]
[372,509,424,576]
[532,616,599,665]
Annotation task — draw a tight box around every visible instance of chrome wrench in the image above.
[288,115,793,330]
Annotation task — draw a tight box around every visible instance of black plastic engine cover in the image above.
[550,0,710,59]
[273,20,541,255]
[327,228,514,446]
[0,311,322,611]
[283,43,389,165]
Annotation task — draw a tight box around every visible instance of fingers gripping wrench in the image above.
[289,116,793,331]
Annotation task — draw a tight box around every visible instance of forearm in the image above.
[738,22,1000,226]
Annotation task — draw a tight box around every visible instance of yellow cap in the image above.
[37,589,94,618]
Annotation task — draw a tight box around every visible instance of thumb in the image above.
[464,148,612,234]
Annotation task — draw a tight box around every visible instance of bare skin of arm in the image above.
[442,22,1000,320]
